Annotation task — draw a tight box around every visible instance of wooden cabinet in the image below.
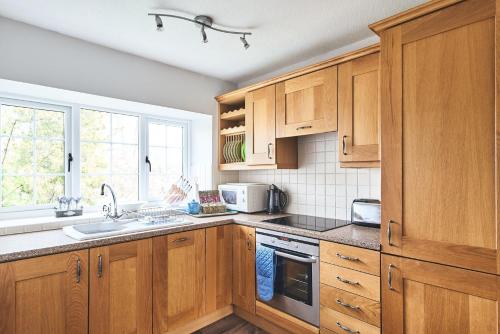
[376,0,500,273]
[245,85,298,168]
[276,66,337,138]
[90,239,152,334]
[153,230,206,333]
[382,254,500,333]
[232,225,256,314]
[0,250,88,334]
[206,225,233,313]
[338,52,380,167]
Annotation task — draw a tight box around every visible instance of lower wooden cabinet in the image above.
[382,254,500,333]
[233,225,256,314]
[153,230,206,333]
[0,250,88,334]
[90,239,152,334]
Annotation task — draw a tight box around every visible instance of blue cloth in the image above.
[256,244,275,301]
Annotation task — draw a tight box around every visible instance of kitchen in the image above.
[0,0,498,333]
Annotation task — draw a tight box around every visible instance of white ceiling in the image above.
[0,0,425,83]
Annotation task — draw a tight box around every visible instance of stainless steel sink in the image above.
[63,217,193,240]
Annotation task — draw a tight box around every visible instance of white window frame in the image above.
[0,97,72,213]
[0,97,191,216]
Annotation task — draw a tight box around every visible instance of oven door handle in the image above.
[275,250,317,263]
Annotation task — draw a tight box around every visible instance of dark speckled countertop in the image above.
[0,213,380,263]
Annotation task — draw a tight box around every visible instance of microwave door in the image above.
[221,189,238,206]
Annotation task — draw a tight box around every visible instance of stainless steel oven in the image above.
[256,228,319,326]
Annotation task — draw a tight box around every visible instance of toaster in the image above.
[351,199,381,227]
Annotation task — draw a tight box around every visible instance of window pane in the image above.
[166,147,183,175]
[1,138,33,174]
[149,147,166,174]
[81,175,107,206]
[80,109,110,142]
[36,140,64,173]
[1,175,33,207]
[149,123,166,146]
[112,175,138,202]
[0,105,33,137]
[112,114,138,144]
[167,126,183,148]
[81,143,111,174]
[37,109,64,138]
[36,176,64,205]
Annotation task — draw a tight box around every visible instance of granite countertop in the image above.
[0,213,380,263]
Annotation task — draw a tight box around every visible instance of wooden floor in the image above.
[194,315,268,334]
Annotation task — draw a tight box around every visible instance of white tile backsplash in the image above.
[238,133,381,220]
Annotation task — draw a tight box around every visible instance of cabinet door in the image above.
[0,250,88,334]
[338,52,380,165]
[276,66,337,138]
[382,254,500,333]
[232,225,256,314]
[206,225,233,313]
[246,85,277,165]
[153,230,206,333]
[380,0,499,273]
[90,239,152,334]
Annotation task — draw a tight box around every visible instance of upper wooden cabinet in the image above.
[338,52,380,167]
[382,254,500,333]
[276,66,337,138]
[153,230,206,333]
[245,85,298,168]
[0,250,88,334]
[90,239,152,334]
[233,225,256,314]
[377,0,499,274]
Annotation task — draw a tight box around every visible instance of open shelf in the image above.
[220,125,245,136]
[220,108,245,122]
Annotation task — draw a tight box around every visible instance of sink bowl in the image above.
[63,217,193,240]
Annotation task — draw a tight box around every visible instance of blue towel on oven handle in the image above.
[256,244,275,302]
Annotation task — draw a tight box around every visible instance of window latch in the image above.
[68,153,74,173]
[145,156,152,172]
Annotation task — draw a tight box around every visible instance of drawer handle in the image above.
[97,255,103,278]
[336,299,360,310]
[336,276,359,285]
[336,253,359,261]
[388,264,395,290]
[174,237,189,243]
[296,125,312,131]
[336,321,360,334]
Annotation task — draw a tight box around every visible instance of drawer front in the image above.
[320,241,380,276]
[320,263,380,301]
[320,284,380,327]
[321,306,380,334]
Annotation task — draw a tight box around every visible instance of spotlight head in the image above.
[240,35,250,49]
[201,26,208,43]
[155,15,163,31]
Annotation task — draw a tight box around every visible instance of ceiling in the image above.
[0,0,425,83]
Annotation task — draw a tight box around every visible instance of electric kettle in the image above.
[266,184,288,214]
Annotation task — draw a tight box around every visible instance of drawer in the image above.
[320,241,380,276]
[320,284,380,327]
[320,263,380,301]
[320,306,380,334]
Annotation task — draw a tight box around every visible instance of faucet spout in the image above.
[100,183,120,219]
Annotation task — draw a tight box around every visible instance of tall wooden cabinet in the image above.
[276,66,338,138]
[338,52,380,167]
[153,230,206,333]
[90,239,152,334]
[233,225,256,314]
[245,85,297,168]
[0,250,88,334]
[374,0,499,274]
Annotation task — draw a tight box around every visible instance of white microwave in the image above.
[218,183,268,213]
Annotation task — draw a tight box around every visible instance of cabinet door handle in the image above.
[336,253,359,261]
[387,220,395,246]
[267,143,273,159]
[174,237,188,243]
[97,255,103,278]
[336,299,360,310]
[336,321,360,333]
[76,258,81,283]
[388,264,395,290]
[342,135,348,155]
[296,125,312,131]
[336,276,359,285]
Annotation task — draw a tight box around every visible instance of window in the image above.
[80,109,139,205]
[147,120,186,200]
[0,99,69,209]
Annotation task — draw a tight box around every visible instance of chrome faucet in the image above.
[100,183,123,220]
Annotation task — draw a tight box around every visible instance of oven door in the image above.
[258,246,319,326]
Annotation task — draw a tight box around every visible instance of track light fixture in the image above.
[148,12,252,49]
